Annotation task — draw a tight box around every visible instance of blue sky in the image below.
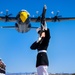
[0,0,75,74]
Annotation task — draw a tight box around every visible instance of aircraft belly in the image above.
[17,23,30,33]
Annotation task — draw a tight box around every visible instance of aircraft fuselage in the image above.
[15,10,31,33]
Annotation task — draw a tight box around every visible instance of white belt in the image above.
[38,50,47,53]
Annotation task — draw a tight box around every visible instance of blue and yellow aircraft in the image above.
[0,5,75,33]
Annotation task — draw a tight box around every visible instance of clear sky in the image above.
[0,0,75,74]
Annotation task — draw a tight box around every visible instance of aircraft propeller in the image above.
[1,9,12,22]
[51,11,62,22]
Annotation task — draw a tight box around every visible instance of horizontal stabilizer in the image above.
[0,26,16,29]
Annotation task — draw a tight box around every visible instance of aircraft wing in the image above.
[30,17,75,22]
[30,18,40,22]
[0,16,17,22]
[0,26,16,29]
[46,17,75,22]
[0,15,75,22]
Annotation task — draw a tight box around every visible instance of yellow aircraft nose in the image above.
[20,11,29,23]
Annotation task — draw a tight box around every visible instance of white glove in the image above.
[36,27,41,33]
[41,22,47,30]
[37,37,41,43]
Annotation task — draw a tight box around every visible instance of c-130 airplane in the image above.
[0,5,75,33]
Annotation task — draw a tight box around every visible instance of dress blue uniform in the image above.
[30,28,51,75]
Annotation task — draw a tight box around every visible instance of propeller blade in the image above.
[8,14,12,16]
[6,9,9,15]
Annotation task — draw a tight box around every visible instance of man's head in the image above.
[36,28,46,37]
